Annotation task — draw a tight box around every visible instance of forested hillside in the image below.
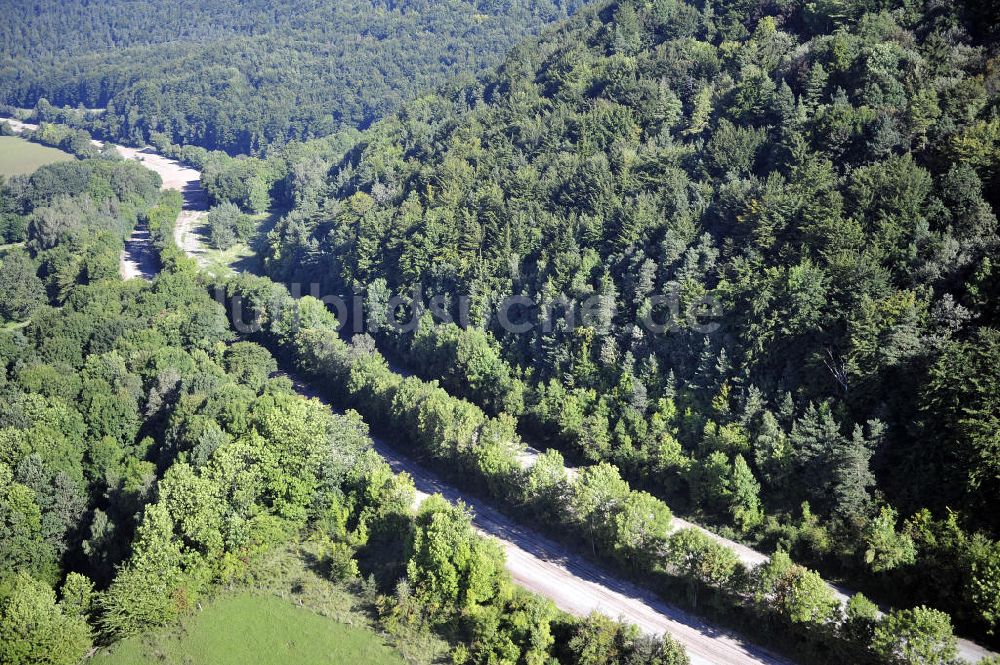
[261,0,1000,642]
[0,0,591,154]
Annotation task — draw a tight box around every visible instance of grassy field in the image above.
[92,592,409,665]
[92,544,449,665]
[0,135,74,176]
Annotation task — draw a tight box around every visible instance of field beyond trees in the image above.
[0,135,73,176]
[0,0,595,154]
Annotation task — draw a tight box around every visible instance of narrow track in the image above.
[282,372,792,665]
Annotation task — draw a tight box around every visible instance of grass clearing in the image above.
[92,592,409,665]
[201,209,278,278]
[0,135,74,176]
[92,544,449,665]
[202,236,258,277]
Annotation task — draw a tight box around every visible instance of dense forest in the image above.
[254,0,1000,646]
[3,0,1000,662]
[0,0,593,154]
[0,159,689,665]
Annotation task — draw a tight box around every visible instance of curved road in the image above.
[111,145,210,265]
[3,118,208,280]
[14,117,988,663]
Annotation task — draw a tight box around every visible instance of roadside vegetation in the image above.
[222,271,969,664]
[244,0,1000,651]
[1,0,998,662]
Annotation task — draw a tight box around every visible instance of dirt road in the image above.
[2,118,38,133]
[513,447,994,663]
[374,440,791,665]
[119,222,157,280]
[109,146,210,269]
[517,445,769,568]
[280,372,790,665]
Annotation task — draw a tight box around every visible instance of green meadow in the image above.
[92,592,409,665]
[0,135,74,177]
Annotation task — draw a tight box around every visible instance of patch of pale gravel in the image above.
[114,147,210,275]
[113,146,201,193]
[173,210,209,264]
[3,118,38,133]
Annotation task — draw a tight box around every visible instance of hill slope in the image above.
[0,0,591,153]
[264,0,1000,642]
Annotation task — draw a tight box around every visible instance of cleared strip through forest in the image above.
[3,117,207,280]
[282,372,791,665]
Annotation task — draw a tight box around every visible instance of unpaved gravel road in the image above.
[374,441,792,665]
[514,445,995,663]
[93,138,791,662]
[2,118,37,134]
[119,222,156,280]
[517,446,770,569]
[110,146,210,269]
[280,372,791,665]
